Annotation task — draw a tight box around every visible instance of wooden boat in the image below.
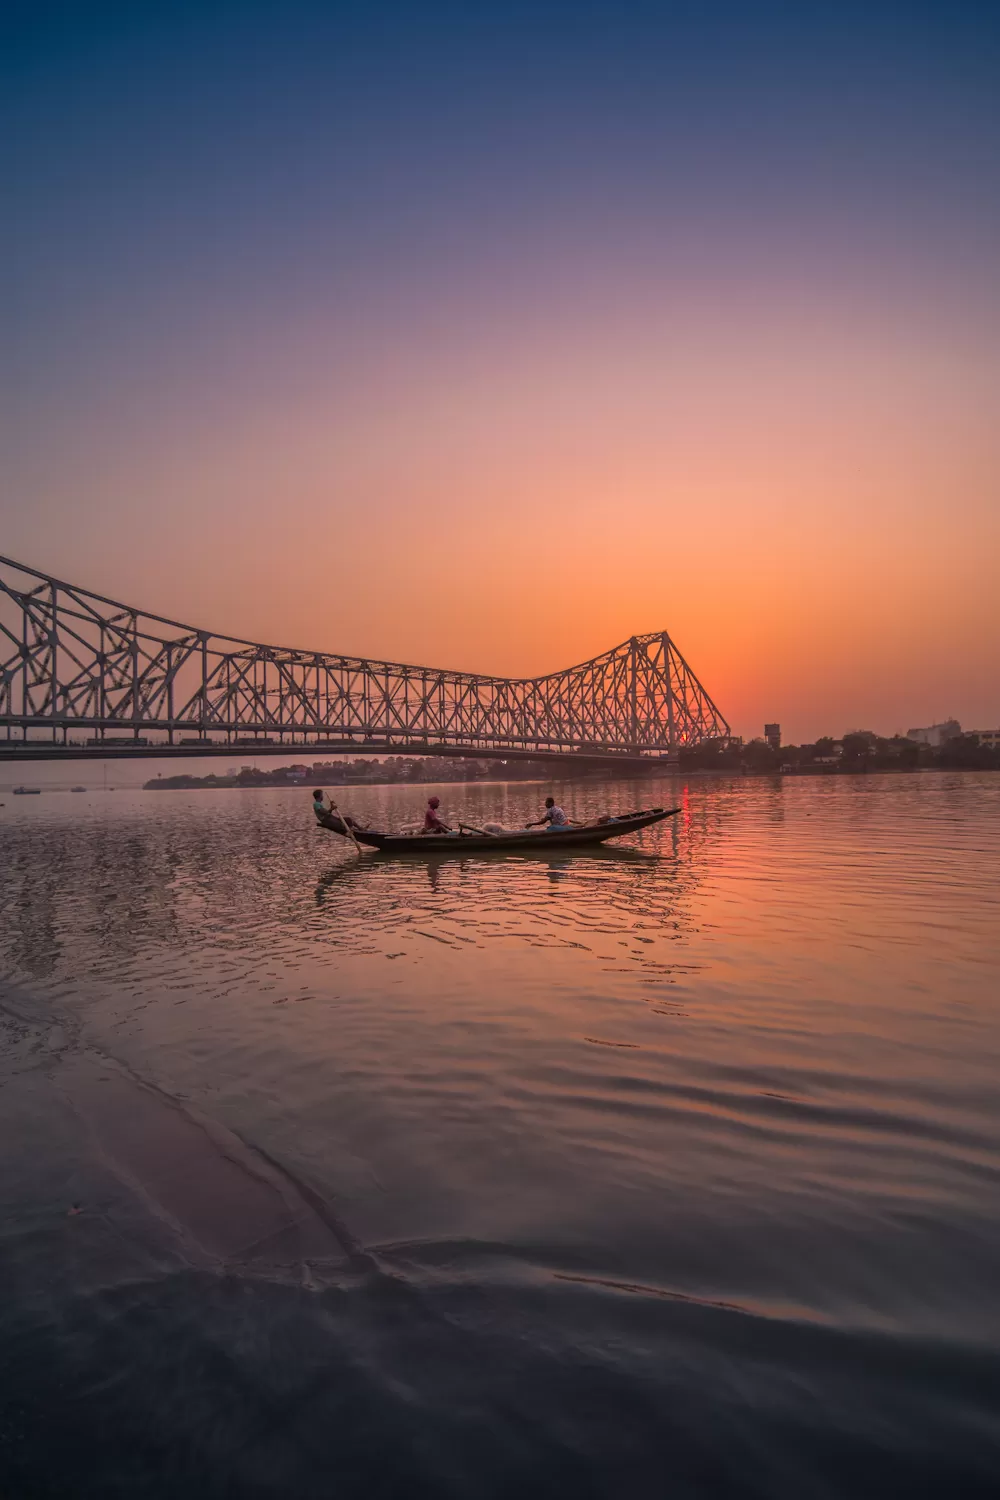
[318,806,679,853]
[12,786,41,795]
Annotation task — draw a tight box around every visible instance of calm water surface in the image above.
[1,772,999,1497]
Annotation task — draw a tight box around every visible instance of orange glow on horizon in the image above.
[5,272,998,744]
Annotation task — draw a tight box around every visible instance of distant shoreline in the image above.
[143,773,543,791]
[689,765,999,778]
[678,765,1000,780]
[141,763,998,791]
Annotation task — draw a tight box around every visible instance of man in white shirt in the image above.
[527,796,572,829]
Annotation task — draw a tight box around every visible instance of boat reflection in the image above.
[314,842,663,903]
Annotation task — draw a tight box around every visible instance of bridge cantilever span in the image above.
[0,554,730,761]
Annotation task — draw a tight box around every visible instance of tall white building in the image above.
[905,719,962,748]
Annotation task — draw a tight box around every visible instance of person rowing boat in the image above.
[526,796,574,831]
[421,795,453,834]
[312,789,366,836]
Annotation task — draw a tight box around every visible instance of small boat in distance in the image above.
[318,807,679,854]
[71,786,87,793]
[12,786,41,795]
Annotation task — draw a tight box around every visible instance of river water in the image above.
[1,771,999,1498]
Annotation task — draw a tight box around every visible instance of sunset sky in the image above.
[3,0,998,742]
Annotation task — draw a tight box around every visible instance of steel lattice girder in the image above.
[0,554,730,752]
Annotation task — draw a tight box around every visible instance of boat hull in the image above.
[319,807,678,853]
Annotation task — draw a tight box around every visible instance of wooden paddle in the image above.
[329,799,362,854]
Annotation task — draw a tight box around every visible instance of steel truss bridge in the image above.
[0,555,729,764]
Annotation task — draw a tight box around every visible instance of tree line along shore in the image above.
[678,731,1000,775]
[144,756,553,790]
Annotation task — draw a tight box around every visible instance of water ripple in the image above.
[2,772,1000,1494]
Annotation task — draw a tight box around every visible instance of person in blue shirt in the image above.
[312,789,365,834]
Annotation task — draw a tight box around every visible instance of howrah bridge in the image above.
[0,554,729,765]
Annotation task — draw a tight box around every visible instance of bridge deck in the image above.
[0,738,676,768]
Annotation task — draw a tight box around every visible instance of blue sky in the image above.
[2,1,998,736]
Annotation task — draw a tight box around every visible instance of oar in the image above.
[458,821,493,836]
[329,799,362,855]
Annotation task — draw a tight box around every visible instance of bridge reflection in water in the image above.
[1,554,729,763]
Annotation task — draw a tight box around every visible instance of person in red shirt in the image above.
[422,795,453,834]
